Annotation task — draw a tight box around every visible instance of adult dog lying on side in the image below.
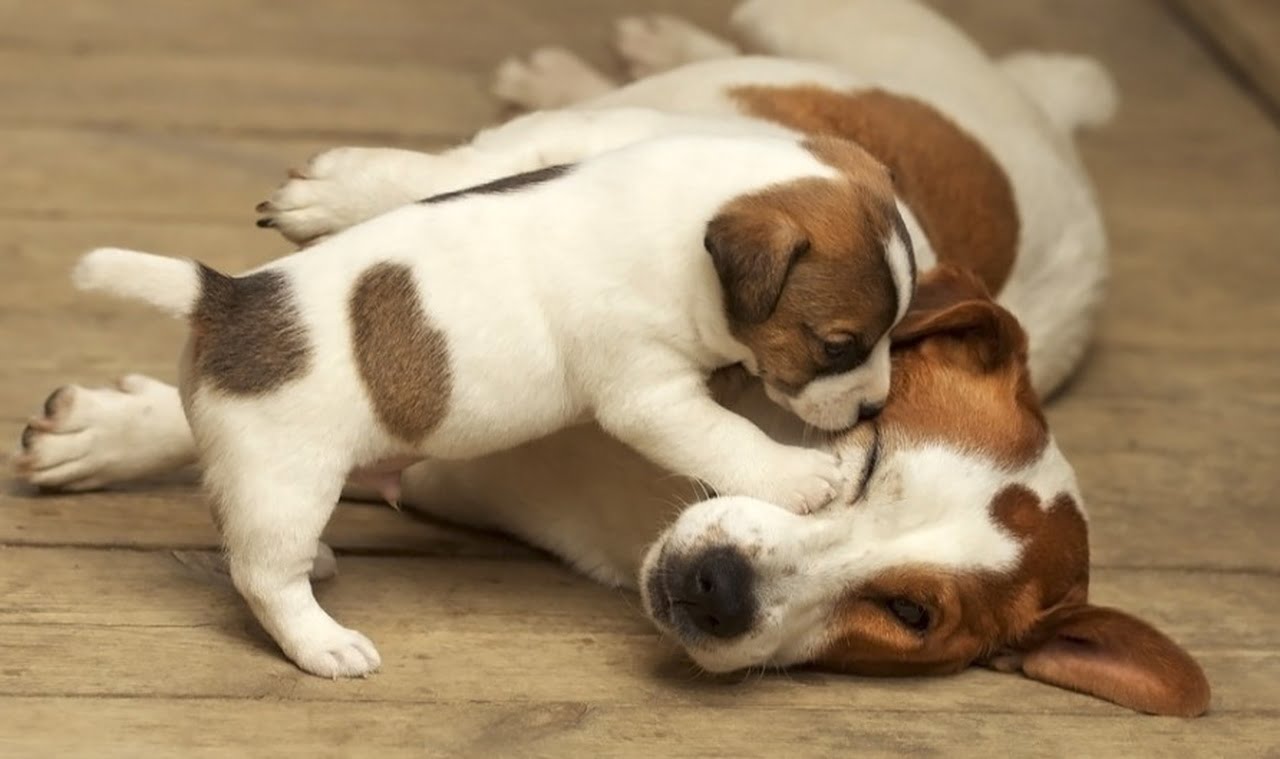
[13,0,1210,717]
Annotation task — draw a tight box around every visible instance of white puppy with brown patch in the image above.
[71,132,915,677]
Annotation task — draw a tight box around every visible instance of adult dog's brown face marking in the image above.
[706,137,906,394]
[418,164,573,205]
[732,85,1020,293]
[808,267,1070,676]
[809,269,1209,716]
[191,267,311,395]
[349,262,452,442]
[883,267,1047,468]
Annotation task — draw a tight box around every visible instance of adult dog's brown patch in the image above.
[814,490,1088,678]
[419,164,573,205]
[883,267,1047,468]
[349,262,452,443]
[191,268,311,395]
[732,85,1019,293]
[708,137,902,395]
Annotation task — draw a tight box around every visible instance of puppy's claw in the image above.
[254,200,271,213]
[43,386,72,419]
[256,218,275,229]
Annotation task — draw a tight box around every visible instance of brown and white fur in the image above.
[71,131,919,678]
[11,0,1210,717]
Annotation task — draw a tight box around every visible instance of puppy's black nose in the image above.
[858,400,885,421]
[676,546,757,639]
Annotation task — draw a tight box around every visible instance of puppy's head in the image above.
[707,137,914,431]
[642,266,1210,717]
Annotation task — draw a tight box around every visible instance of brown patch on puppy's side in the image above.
[349,262,452,443]
[191,268,311,395]
[732,85,1019,293]
[419,164,573,205]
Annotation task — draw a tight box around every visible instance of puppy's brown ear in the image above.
[705,208,809,324]
[997,604,1211,718]
[891,264,1025,371]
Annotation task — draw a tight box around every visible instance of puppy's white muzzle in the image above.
[768,340,892,431]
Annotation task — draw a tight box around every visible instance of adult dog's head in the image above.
[641,266,1209,717]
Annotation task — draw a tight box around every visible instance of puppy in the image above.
[71,132,915,677]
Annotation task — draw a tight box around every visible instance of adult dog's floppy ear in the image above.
[992,604,1211,717]
[891,264,1025,371]
[705,207,809,324]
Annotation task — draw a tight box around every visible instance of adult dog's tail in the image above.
[1000,52,1119,133]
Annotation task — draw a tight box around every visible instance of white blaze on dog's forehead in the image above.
[1014,436,1085,517]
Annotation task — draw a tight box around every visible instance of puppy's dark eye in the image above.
[886,598,931,633]
[823,335,864,362]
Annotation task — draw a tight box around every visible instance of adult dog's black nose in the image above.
[675,546,757,639]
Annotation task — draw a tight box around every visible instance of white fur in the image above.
[75,133,920,677]
[73,248,201,319]
[20,0,1114,677]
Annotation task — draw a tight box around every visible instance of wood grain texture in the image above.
[0,0,1276,754]
[3,698,1274,759]
[1168,0,1280,117]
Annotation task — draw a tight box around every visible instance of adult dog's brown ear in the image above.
[891,264,1025,371]
[994,604,1211,717]
[705,207,809,324]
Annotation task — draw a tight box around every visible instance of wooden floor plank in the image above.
[1169,0,1280,115]
[0,0,735,70]
[0,488,531,557]
[1,548,1274,715]
[1,697,1269,759]
[6,548,1275,648]
[0,128,351,222]
[3,622,1273,718]
[0,49,495,140]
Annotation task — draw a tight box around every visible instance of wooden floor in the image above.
[1,0,1278,756]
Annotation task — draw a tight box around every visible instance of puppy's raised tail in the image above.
[72,247,210,319]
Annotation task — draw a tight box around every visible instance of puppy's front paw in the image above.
[287,625,382,679]
[256,147,433,245]
[759,450,844,515]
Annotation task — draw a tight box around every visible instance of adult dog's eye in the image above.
[886,598,931,632]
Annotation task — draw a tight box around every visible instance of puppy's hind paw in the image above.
[12,376,187,491]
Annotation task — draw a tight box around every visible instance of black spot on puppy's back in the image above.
[349,262,452,442]
[192,267,311,395]
[418,164,573,205]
